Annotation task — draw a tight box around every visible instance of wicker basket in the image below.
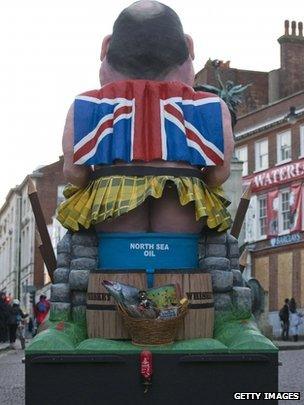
[117,303,188,345]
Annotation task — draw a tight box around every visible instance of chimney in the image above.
[277,20,304,98]
[284,20,289,36]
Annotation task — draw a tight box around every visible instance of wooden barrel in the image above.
[86,270,147,339]
[153,270,214,340]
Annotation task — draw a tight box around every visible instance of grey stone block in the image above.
[72,245,98,259]
[69,269,90,291]
[53,267,70,284]
[51,283,70,303]
[232,269,245,287]
[227,234,238,245]
[57,232,72,254]
[228,243,240,259]
[71,232,98,247]
[200,234,206,244]
[70,258,98,271]
[199,257,231,272]
[206,232,227,244]
[72,291,87,306]
[205,243,227,258]
[230,258,240,269]
[49,302,71,322]
[232,287,252,313]
[211,270,233,292]
[198,241,206,259]
[214,293,232,311]
[56,252,71,268]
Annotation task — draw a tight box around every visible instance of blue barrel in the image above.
[97,232,199,287]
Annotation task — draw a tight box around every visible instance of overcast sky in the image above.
[0,0,303,206]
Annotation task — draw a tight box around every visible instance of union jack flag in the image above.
[73,80,224,166]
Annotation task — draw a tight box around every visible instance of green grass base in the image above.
[26,311,278,355]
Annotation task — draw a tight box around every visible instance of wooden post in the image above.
[35,230,54,281]
[28,177,56,282]
[239,249,248,273]
[230,183,252,239]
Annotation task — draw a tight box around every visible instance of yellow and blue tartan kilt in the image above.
[56,175,231,232]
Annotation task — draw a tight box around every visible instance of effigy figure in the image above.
[26,0,278,370]
[57,0,234,235]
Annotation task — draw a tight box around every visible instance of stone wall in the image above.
[50,231,98,323]
[199,232,251,313]
[50,230,252,322]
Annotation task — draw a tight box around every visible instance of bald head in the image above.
[127,0,164,17]
[106,1,189,80]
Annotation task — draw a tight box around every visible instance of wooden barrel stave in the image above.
[87,269,213,340]
[86,270,147,339]
[153,270,214,340]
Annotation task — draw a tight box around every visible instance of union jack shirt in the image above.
[73,80,224,166]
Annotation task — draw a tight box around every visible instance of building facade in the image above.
[235,93,304,317]
[196,20,304,335]
[195,20,304,116]
[234,22,304,335]
[0,157,66,312]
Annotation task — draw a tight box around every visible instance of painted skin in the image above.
[62,1,234,233]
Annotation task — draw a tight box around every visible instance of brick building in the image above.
[0,157,66,311]
[195,20,304,117]
[236,92,304,315]
[195,20,304,335]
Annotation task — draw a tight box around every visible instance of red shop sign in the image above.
[243,159,304,192]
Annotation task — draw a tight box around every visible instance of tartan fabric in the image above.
[56,176,231,232]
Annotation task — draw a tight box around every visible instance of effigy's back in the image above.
[25,2,278,404]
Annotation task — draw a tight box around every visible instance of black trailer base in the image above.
[25,352,278,405]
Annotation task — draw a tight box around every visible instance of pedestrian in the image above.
[34,294,50,328]
[0,292,9,342]
[28,317,34,337]
[7,299,28,349]
[279,298,290,341]
[289,298,303,342]
[5,293,12,304]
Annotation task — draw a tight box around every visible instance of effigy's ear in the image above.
[185,34,195,60]
[100,35,112,61]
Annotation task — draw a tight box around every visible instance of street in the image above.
[279,350,304,405]
[0,350,24,405]
[0,348,303,404]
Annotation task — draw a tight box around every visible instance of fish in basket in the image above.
[102,280,188,345]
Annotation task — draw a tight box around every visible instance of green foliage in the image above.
[72,306,87,325]
[49,305,71,322]
[215,305,253,325]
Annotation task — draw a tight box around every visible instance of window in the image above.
[258,196,267,237]
[255,139,268,171]
[280,190,290,232]
[300,125,304,157]
[277,131,291,163]
[235,146,248,176]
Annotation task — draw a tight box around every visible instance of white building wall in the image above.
[19,183,36,311]
[268,310,304,337]
[0,193,20,299]
[0,181,36,312]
